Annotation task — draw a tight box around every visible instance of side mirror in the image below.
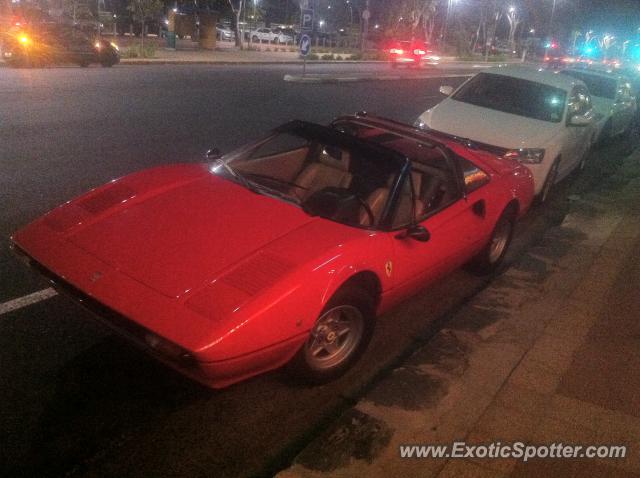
[439,85,454,96]
[396,224,431,242]
[568,114,592,127]
[206,148,222,159]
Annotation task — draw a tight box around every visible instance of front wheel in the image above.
[467,206,516,275]
[287,287,375,384]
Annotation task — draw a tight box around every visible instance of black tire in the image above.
[252,35,259,43]
[467,205,516,275]
[536,158,560,204]
[286,286,375,384]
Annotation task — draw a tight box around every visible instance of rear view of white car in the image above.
[560,68,637,143]
[415,66,597,202]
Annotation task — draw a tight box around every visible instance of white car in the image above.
[249,28,276,43]
[415,66,597,202]
[216,24,235,41]
[560,68,637,143]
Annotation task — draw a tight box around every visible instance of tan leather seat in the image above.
[360,187,389,225]
[293,150,352,200]
[360,171,427,227]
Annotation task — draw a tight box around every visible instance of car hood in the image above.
[59,165,322,298]
[421,98,561,149]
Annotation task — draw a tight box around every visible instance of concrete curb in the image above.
[283,72,475,83]
[118,59,389,66]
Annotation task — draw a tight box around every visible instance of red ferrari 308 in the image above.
[12,114,534,388]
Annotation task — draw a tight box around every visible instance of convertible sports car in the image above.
[11,114,534,388]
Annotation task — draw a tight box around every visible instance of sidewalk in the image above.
[276,148,640,477]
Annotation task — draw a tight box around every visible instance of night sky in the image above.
[575,0,640,37]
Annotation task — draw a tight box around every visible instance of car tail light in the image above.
[414,49,426,55]
[390,48,404,55]
[544,56,550,61]
[503,148,545,164]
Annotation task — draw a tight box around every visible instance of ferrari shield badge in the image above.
[385,260,393,277]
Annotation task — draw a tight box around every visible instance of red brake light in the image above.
[414,49,426,55]
[390,48,404,55]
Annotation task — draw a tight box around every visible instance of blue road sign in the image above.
[301,9,314,32]
[299,34,312,57]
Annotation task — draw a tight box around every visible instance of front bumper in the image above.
[11,226,306,389]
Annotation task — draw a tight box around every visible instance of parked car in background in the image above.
[560,68,637,143]
[11,114,533,388]
[388,40,440,68]
[216,23,234,41]
[2,22,119,67]
[271,27,296,43]
[415,66,597,202]
[249,27,276,43]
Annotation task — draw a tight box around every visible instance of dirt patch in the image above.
[294,409,393,472]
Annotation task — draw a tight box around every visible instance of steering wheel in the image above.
[355,195,375,226]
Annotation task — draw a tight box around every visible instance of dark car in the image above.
[388,40,440,68]
[2,23,119,67]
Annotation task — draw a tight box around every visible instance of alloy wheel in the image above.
[304,305,365,371]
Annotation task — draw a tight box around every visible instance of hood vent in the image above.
[221,252,293,296]
[79,183,136,215]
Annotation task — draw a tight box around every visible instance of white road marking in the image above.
[0,288,58,316]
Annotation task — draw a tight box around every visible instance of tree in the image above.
[227,0,245,48]
[63,0,93,24]
[127,0,163,49]
[505,6,520,50]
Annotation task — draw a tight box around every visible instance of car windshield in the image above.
[452,72,567,123]
[213,122,404,229]
[560,71,617,99]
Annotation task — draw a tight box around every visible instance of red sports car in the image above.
[12,114,534,388]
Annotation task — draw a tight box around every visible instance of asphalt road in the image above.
[0,63,634,478]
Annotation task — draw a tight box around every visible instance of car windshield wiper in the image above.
[212,158,256,191]
[212,160,301,205]
[242,172,309,193]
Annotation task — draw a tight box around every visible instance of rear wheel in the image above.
[467,205,516,275]
[287,287,375,384]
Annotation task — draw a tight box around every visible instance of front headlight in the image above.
[110,42,119,51]
[503,148,546,164]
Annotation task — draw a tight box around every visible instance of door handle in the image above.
[472,199,486,218]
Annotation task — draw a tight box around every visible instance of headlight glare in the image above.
[413,119,427,130]
[503,148,545,164]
